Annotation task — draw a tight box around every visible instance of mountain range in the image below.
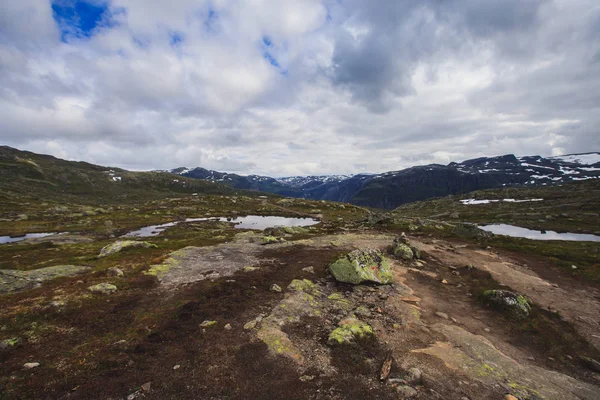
[171,153,600,209]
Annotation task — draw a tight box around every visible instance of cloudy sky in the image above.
[1,1,599,176]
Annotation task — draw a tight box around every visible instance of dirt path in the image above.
[411,238,600,352]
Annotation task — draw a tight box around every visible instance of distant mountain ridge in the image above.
[171,152,600,209]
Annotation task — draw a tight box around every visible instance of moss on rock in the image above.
[329,249,392,284]
[87,283,118,294]
[98,240,157,258]
[328,316,374,345]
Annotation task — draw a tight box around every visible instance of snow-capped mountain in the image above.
[172,152,600,209]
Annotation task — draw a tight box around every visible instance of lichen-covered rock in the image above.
[410,246,421,260]
[261,236,285,245]
[328,316,374,345]
[270,284,282,293]
[482,290,531,318]
[329,249,392,284]
[392,237,415,260]
[393,243,414,260]
[287,279,318,294]
[98,240,157,258]
[283,226,308,235]
[200,320,217,328]
[87,283,117,294]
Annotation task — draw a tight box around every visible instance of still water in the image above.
[479,224,600,242]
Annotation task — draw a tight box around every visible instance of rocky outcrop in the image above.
[415,324,599,400]
[98,240,157,258]
[329,249,392,284]
[0,265,89,293]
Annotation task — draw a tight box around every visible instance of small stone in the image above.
[406,368,422,385]
[199,320,217,328]
[224,323,232,330]
[396,385,417,398]
[173,365,180,370]
[87,283,117,295]
[435,312,449,320]
[571,265,577,270]
[107,267,124,277]
[580,356,600,373]
[354,306,371,318]
[505,395,518,400]
[484,328,491,333]
[451,317,458,323]
[302,266,315,274]
[23,362,40,369]
[141,382,151,392]
[441,279,448,284]
[270,284,282,293]
[299,375,315,382]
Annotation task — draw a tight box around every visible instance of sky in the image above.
[1,0,599,176]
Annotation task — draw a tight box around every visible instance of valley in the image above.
[1,148,599,399]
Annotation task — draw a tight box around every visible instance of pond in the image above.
[123,215,320,238]
[479,224,600,242]
[0,232,59,245]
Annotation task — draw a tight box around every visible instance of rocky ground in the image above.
[1,194,599,399]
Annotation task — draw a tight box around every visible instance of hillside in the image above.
[172,153,600,209]
[0,146,246,214]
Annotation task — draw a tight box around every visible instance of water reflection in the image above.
[123,215,319,237]
[480,224,600,242]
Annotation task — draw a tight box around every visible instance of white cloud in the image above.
[0,0,598,176]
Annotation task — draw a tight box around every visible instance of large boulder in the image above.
[98,240,157,258]
[329,249,392,284]
[482,290,531,318]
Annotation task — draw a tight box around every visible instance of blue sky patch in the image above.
[263,52,280,68]
[52,0,109,41]
[170,31,184,47]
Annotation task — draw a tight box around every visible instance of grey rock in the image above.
[406,367,422,385]
[482,290,531,318]
[87,283,118,295]
[435,311,449,320]
[107,267,124,277]
[270,284,282,293]
[23,362,40,369]
[396,385,417,398]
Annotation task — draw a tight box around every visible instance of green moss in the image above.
[261,236,282,245]
[98,240,157,258]
[1,338,19,347]
[257,326,303,361]
[329,249,393,285]
[327,316,374,345]
[287,279,317,294]
[199,320,217,328]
